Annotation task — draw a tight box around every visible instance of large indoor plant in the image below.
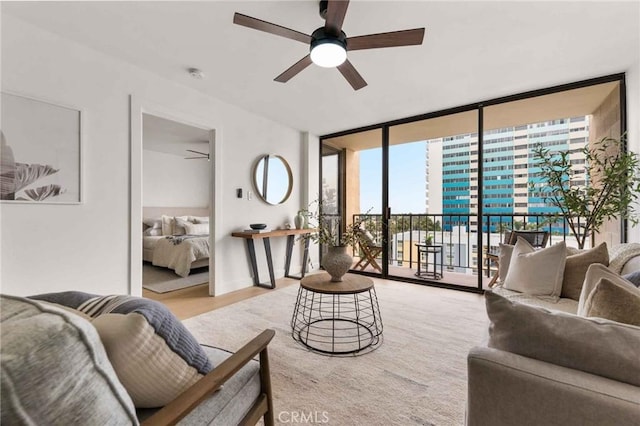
[530,135,640,249]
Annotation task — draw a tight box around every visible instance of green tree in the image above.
[530,135,640,249]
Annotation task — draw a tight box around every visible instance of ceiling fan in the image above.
[233,0,425,90]
[184,149,209,160]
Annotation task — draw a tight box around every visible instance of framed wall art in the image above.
[1,92,82,204]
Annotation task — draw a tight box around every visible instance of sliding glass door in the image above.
[320,74,625,292]
[388,110,481,289]
[321,129,384,276]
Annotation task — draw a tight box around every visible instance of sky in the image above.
[360,141,427,214]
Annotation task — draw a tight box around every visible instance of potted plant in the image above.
[304,201,368,281]
[530,135,640,249]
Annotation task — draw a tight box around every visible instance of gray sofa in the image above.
[1,294,275,425]
[467,244,640,426]
[467,346,640,426]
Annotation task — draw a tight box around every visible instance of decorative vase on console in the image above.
[322,245,353,282]
[294,210,306,229]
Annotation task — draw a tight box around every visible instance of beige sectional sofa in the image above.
[466,242,640,426]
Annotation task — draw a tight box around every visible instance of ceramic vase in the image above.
[294,212,305,229]
[322,245,353,282]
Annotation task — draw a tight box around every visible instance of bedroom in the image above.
[141,113,213,295]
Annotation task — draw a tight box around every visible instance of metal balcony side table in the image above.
[291,273,383,356]
[415,244,443,280]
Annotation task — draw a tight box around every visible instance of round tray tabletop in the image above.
[300,273,374,294]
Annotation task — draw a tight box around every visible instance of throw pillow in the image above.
[561,242,609,301]
[497,243,514,283]
[503,238,566,298]
[485,291,640,387]
[623,270,640,287]
[581,277,640,326]
[1,295,138,424]
[184,222,209,236]
[30,291,213,408]
[577,263,638,314]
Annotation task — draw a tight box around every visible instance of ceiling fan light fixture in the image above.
[310,28,347,68]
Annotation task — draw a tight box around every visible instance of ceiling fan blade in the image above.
[233,13,311,44]
[274,55,313,83]
[186,149,208,156]
[337,59,367,91]
[324,0,350,35]
[347,28,425,51]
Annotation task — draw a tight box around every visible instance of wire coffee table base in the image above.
[291,273,383,356]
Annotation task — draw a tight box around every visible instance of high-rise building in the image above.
[426,117,590,231]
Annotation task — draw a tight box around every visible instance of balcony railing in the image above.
[351,213,587,287]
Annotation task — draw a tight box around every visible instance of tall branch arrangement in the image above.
[530,135,640,249]
[303,200,370,247]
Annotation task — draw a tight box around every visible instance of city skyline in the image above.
[359,116,590,230]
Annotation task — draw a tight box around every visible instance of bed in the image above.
[142,207,210,277]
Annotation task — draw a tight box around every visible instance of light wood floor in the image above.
[144,267,488,321]
[143,277,300,320]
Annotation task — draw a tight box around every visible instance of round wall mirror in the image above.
[253,154,293,205]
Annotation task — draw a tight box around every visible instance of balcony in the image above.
[349,213,589,290]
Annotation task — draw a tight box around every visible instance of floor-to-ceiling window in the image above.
[320,74,625,292]
[321,129,383,276]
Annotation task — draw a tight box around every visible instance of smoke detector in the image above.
[188,68,205,79]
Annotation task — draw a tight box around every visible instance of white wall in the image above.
[1,14,315,296]
[143,149,209,208]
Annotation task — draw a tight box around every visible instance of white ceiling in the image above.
[3,1,639,136]
[143,113,209,157]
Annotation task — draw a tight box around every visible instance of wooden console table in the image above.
[231,228,314,289]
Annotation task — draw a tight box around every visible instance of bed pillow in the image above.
[173,216,191,236]
[143,217,162,229]
[190,216,209,224]
[503,238,566,298]
[561,242,609,301]
[184,222,209,236]
[161,215,174,236]
[485,291,640,387]
[143,227,162,236]
[1,295,138,424]
[29,292,213,408]
[580,277,640,326]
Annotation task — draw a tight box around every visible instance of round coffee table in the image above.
[291,273,383,355]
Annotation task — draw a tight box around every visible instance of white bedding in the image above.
[143,236,163,250]
[150,235,210,277]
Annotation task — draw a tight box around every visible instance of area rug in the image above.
[183,278,488,425]
[142,264,208,293]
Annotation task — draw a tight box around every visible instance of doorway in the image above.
[129,96,219,297]
[141,114,212,295]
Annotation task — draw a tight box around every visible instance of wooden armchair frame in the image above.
[353,230,383,273]
[142,329,276,426]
